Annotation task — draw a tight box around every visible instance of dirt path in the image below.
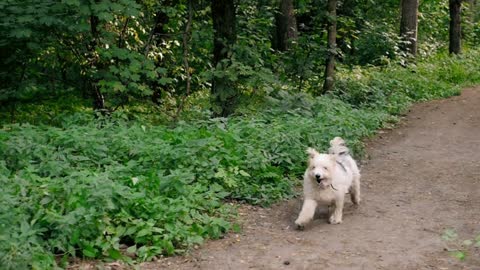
[146,87,480,270]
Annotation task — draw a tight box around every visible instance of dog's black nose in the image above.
[315,174,322,183]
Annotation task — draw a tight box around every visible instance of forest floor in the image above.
[78,87,480,270]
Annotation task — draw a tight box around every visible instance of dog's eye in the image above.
[323,166,328,170]
[311,166,316,169]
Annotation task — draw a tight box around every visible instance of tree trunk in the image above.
[449,0,462,54]
[273,0,298,51]
[145,1,172,105]
[322,0,337,95]
[211,0,237,117]
[174,0,193,121]
[89,11,106,112]
[399,0,419,57]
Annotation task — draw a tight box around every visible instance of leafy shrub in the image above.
[417,0,449,57]
[0,123,234,268]
[353,22,405,66]
[2,49,480,269]
[332,49,480,115]
[0,91,388,268]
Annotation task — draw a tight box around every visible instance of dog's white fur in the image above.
[295,137,361,228]
[328,137,361,205]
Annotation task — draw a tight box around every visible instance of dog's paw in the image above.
[329,216,343,225]
[294,219,307,230]
[350,192,361,205]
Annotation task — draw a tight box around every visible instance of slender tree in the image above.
[88,5,105,111]
[211,0,237,117]
[273,0,298,51]
[145,1,173,105]
[174,0,193,120]
[399,0,419,57]
[449,0,462,54]
[322,0,337,95]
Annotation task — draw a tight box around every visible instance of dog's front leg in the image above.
[329,194,345,224]
[295,199,317,229]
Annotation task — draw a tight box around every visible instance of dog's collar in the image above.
[336,160,347,172]
[330,184,339,191]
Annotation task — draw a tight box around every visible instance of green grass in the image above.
[1,49,480,269]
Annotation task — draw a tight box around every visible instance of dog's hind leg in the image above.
[295,199,317,229]
[350,173,361,205]
[329,194,345,224]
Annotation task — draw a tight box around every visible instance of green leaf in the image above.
[442,229,458,241]
[451,251,466,261]
[82,246,97,258]
[239,170,250,177]
[232,223,241,233]
[158,77,172,85]
[136,228,151,237]
[64,0,81,6]
[108,249,122,260]
[12,28,32,38]
[188,235,204,245]
[214,168,227,179]
[126,245,137,254]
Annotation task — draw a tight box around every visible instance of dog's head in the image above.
[307,148,336,188]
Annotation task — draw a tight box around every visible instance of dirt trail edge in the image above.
[147,87,480,270]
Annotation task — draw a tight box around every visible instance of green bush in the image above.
[353,22,404,66]
[0,93,387,268]
[1,50,480,269]
[332,49,480,115]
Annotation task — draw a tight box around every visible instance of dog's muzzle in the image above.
[315,174,323,183]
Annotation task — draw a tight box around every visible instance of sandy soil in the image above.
[78,87,480,270]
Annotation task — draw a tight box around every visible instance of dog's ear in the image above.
[306,147,319,159]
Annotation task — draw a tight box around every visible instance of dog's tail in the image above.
[328,137,350,157]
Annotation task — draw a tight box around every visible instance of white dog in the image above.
[295,138,361,228]
[328,137,361,205]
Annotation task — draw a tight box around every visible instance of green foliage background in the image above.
[1,0,480,268]
[2,49,480,268]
